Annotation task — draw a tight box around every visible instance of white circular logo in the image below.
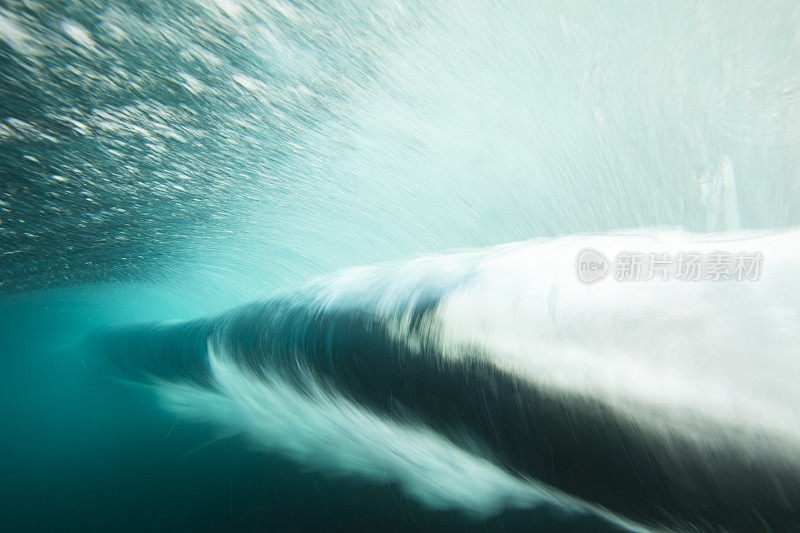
[576,248,609,284]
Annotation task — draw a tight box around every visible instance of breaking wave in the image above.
[95,229,800,532]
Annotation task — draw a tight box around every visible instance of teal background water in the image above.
[0,286,622,531]
[1,1,799,530]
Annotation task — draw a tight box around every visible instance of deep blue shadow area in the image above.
[0,289,627,532]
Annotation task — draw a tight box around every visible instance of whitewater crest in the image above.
[96,229,800,532]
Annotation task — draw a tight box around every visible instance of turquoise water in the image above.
[0,284,624,529]
[2,1,800,531]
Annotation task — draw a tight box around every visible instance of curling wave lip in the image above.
[93,228,800,532]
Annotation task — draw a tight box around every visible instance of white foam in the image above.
[0,9,42,56]
[429,229,800,454]
[153,228,799,530]
[155,340,586,518]
[60,20,96,49]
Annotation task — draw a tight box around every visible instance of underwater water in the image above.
[2,1,800,531]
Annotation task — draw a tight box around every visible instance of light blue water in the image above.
[1,1,800,531]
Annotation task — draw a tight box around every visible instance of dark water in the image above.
[0,287,626,532]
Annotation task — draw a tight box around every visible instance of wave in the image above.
[92,229,800,532]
